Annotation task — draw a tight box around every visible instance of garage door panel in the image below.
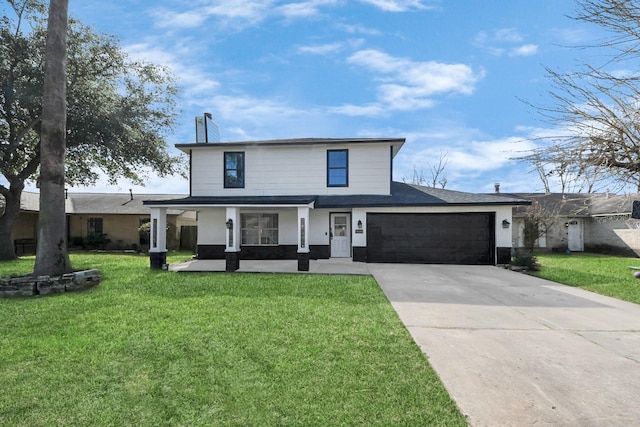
[366,213,495,265]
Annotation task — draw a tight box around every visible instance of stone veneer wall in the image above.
[0,269,101,298]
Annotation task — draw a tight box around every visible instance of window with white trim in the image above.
[241,213,278,245]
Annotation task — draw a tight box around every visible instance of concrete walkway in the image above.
[368,263,640,427]
[168,258,370,275]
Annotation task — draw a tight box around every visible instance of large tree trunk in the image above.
[34,0,71,277]
[0,184,24,261]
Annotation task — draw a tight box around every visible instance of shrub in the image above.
[511,249,540,271]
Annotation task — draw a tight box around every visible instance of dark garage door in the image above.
[366,213,495,264]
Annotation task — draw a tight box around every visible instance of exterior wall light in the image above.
[502,219,511,229]
[357,220,363,229]
[226,219,233,247]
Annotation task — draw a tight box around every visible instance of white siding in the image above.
[190,143,391,196]
[197,209,226,245]
[197,208,306,246]
[310,209,330,246]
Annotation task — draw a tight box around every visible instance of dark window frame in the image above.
[327,149,349,187]
[87,217,103,235]
[224,151,245,188]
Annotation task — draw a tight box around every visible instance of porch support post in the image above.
[225,207,240,272]
[149,207,167,269]
[297,206,310,271]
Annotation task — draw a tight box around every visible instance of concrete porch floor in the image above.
[168,258,371,275]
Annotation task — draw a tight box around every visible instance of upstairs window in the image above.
[327,149,348,187]
[224,152,245,188]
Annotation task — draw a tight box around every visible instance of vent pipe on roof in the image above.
[129,189,133,200]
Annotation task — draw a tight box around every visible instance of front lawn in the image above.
[0,253,465,426]
[534,252,640,305]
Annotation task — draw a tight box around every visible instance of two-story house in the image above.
[144,137,528,271]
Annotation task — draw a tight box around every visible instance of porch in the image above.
[168,257,370,275]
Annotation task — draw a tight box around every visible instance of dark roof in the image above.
[144,182,530,208]
[68,193,189,215]
[316,182,529,208]
[503,192,640,217]
[144,195,317,206]
[588,193,636,216]
[502,193,593,217]
[2,191,192,216]
[175,137,406,157]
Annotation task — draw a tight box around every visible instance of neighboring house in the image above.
[7,192,40,255]
[144,137,529,271]
[2,191,196,254]
[66,193,196,251]
[507,192,640,256]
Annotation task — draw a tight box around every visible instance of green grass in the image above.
[533,252,640,304]
[0,253,465,427]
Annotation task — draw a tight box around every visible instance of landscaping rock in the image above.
[0,270,101,298]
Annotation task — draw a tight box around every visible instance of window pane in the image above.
[260,214,278,228]
[225,156,237,169]
[329,169,347,185]
[261,230,278,245]
[240,213,278,246]
[327,150,348,186]
[329,150,347,167]
[224,152,245,188]
[242,214,259,228]
[241,229,259,245]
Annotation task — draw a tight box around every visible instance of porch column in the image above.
[225,207,240,272]
[149,207,167,269]
[297,206,310,271]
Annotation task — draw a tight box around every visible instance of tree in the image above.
[522,149,609,194]
[522,0,640,193]
[33,0,70,276]
[0,1,184,260]
[403,151,449,188]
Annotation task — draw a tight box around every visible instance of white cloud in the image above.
[150,0,339,29]
[550,28,591,44]
[392,125,541,191]
[276,0,338,18]
[509,44,538,57]
[358,0,435,12]
[297,39,364,55]
[152,10,209,28]
[125,42,221,98]
[339,49,481,114]
[328,103,386,116]
[298,42,345,55]
[336,23,382,36]
[474,28,538,58]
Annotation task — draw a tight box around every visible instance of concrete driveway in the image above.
[368,264,640,427]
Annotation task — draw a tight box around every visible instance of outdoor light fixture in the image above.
[502,219,511,229]
[357,220,363,229]
[226,219,233,230]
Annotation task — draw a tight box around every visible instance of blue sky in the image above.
[45,2,611,193]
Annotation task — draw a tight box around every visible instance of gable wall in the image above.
[190,143,391,196]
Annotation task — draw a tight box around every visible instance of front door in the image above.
[567,219,584,252]
[330,213,351,257]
